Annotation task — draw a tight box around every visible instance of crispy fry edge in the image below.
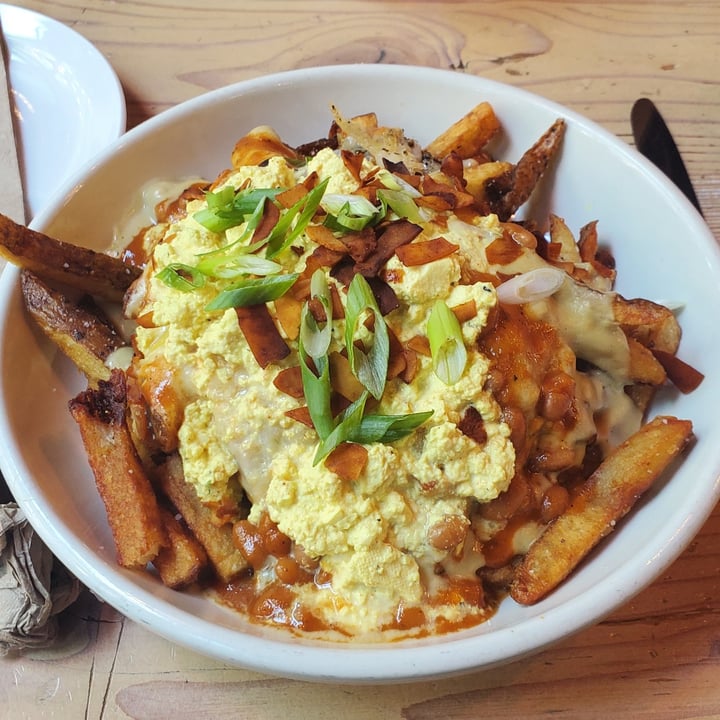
[510,416,694,605]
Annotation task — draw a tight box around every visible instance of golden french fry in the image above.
[68,370,166,568]
[124,372,163,472]
[153,507,209,589]
[626,335,667,385]
[613,294,681,354]
[425,101,502,160]
[0,213,140,302]
[463,160,513,204]
[157,454,249,583]
[486,119,566,221]
[510,415,693,605]
[21,270,125,384]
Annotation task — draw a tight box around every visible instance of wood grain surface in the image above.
[1,2,719,718]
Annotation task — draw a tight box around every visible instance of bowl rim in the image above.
[1,63,719,683]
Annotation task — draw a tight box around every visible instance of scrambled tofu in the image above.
[124,108,671,639]
[131,142,517,636]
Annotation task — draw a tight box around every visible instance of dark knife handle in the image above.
[631,98,703,217]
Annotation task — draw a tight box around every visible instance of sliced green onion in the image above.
[353,411,434,444]
[313,391,369,464]
[322,193,383,232]
[205,273,298,311]
[377,170,422,197]
[344,274,389,400]
[195,198,270,277]
[266,178,329,258]
[156,263,207,291]
[299,343,334,441]
[200,253,283,280]
[322,193,378,217]
[377,188,425,224]
[427,299,467,385]
[299,269,332,359]
[194,187,281,233]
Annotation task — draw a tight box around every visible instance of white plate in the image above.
[0,4,125,217]
[0,65,719,683]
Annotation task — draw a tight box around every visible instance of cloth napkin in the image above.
[0,503,81,654]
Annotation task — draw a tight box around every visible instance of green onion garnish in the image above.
[200,253,283,280]
[313,391,369,464]
[194,186,281,233]
[344,274,389,400]
[298,269,335,442]
[205,273,298,311]
[265,178,329,258]
[427,299,467,385]
[299,270,333,359]
[156,263,207,291]
[321,193,382,232]
[352,411,434,444]
[377,188,425,224]
[299,345,334,441]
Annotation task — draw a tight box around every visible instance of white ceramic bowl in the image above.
[1,65,719,683]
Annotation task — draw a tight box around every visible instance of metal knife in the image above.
[630,97,703,217]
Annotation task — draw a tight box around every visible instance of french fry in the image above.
[0,213,140,302]
[652,349,705,394]
[153,507,209,589]
[485,119,566,221]
[510,416,693,605]
[613,295,681,354]
[157,454,249,583]
[425,101,501,160]
[463,160,513,205]
[21,270,125,384]
[626,335,667,385]
[68,370,166,568]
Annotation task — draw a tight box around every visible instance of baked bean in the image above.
[392,604,426,630]
[500,405,527,453]
[264,524,292,557]
[293,544,320,571]
[540,484,570,523]
[502,221,538,249]
[479,474,532,522]
[233,520,267,570]
[529,445,577,472]
[275,556,303,585]
[537,370,575,422]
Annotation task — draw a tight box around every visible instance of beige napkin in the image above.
[0,505,81,654]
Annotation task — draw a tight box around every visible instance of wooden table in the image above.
[2,2,719,718]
